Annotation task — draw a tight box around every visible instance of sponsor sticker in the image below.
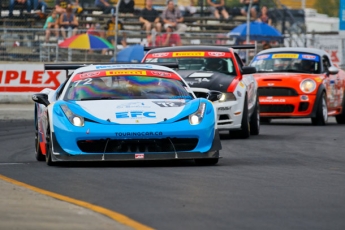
[272,54,299,59]
[218,106,231,111]
[106,70,147,76]
[239,82,245,88]
[315,77,323,83]
[80,71,100,78]
[116,111,156,118]
[152,53,169,57]
[153,101,185,107]
[150,71,171,77]
[115,132,163,136]
[256,54,270,60]
[302,55,317,60]
[208,52,225,57]
[135,154,144,159]
[172,52,204,57]
[260,97,286,103]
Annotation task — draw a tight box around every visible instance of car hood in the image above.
[254,72,323,85]
[178,70,236,92]
[59,99,199,125]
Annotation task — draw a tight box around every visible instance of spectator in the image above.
[55,0,71,14]
[9,0,31,17]
[262,42,271,50]
[148,25,182,47]
[87,23,103,37]
[59,6,78,39]
[119,0,135,15]
[71,0,83,15]
[103,14,127,54]
[240,0,260,19]
[257,5,272,25]
[94,0,115,14]
[161,0,187,33]
[33,0,47,13]
[139,0,162,35]
[177,0,196,17]
[43,10,59,43]
[207,0,231,21]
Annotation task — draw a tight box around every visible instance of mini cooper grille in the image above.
[77,138,199,153]
[258,87,298,96]
[261,105,294,113]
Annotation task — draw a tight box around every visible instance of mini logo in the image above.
[208,52,225,57]
[135,154,144,159]
[152,52,169,57]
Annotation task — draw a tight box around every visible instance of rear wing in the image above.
[143,44,256,52]
[44,62,179,78]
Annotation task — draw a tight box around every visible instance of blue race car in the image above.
[32,63,222,166]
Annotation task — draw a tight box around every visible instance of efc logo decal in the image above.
[172,52,204,57]
[106,70,147,76]
[116,111,156,118]
[272,54,299,59]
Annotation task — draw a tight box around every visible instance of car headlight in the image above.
[219,93,236,102]
[60,105,84,127]
[189,102,206,125]
[300,79,316,93]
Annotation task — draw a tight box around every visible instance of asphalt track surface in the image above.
[0,118,345,230]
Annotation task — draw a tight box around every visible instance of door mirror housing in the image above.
[242,66,257,75]
[32,93,50,107]
[207,90,223,102]
[328,66,339,75]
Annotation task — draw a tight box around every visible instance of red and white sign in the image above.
[135,153,144,159]
[0,64,66,94]
[313,35,343,66]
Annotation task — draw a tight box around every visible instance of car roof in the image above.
[257,47,328,57]
[147,46,232,53]
[73,63,175,75]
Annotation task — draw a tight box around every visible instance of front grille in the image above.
[261,105,295,113]
[258,87,298,96]
[77,138,198,153]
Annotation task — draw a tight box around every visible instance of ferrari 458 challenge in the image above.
[250,47,345,125]
[32,63,222,166]
[142,45,259,139]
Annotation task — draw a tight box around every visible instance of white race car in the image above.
[143,45,259,138]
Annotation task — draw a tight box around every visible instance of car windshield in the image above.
[145,57,237,75]
[64,73,193,101]
[250,53,321,74]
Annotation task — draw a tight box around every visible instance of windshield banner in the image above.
[253,53,320,62]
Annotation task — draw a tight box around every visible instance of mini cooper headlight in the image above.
[219,93,236,102]
[300,79,316,93]
[189,102,206,125]
[61,105,84,127]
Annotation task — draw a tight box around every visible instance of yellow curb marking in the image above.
[0,174,154,230]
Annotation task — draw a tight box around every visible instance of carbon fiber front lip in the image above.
[51,129,221,162]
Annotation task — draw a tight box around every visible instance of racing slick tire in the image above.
[312,92,328,126]
[35,120,45,161]
[335,92,345,124]
[230,95,250,139]
[45,122,55,166]
[249,97,260,135]
[194,157,219,166]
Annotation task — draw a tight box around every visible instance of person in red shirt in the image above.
[148,25,182,47]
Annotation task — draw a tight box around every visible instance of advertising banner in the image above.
[0,64,66,95]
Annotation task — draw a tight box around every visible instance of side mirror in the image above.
[207,90,222,102]
[32,93,50,107]
[242,66,257,75]
[328,66,339,75]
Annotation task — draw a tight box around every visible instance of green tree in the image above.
[314,0,339,17]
